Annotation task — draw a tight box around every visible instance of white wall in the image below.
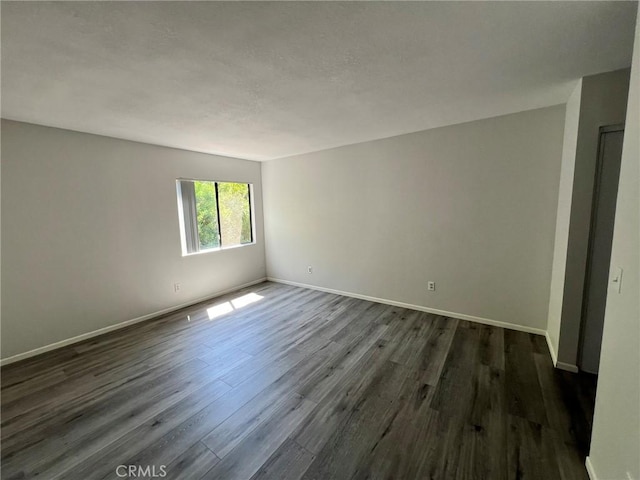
[547,79,582,365]
[263,106,565,332]
[588,11,640,480]
[554,69,630,368]
[1,120,266,360]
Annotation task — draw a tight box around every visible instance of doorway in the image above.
[578,125,625,374]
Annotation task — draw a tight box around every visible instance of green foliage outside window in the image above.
[194,181,220,249]
[218,182,252,246]
[193,181,252,250]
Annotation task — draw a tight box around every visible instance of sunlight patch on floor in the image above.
[207,292,264,320]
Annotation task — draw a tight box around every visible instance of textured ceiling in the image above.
[1,1,637,160]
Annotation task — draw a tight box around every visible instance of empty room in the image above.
[1,2,639,480]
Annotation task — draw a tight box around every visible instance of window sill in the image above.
[182,241,256,257]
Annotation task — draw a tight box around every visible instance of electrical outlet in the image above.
[174,283,181,293]
[427,281,436,291]
[307,266,313,274]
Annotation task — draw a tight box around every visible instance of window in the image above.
[176,179,254,255]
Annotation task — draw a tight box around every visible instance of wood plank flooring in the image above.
[1,281,596,480]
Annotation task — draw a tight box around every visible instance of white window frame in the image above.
[176,179,255,256]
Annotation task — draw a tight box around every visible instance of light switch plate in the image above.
[612,267,623,293]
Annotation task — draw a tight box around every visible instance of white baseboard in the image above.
[545,331,559,366]
[0,277,267,367]
[545,330,580,372]
[267,277,547,336]
[585,456,597,480]
[556,361,580,373]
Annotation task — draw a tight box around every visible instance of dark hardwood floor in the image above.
[1,281,596,480]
